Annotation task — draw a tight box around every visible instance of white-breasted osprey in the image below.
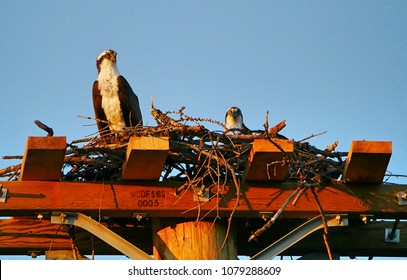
[224,107,250,135]
[92,49,143,136]
[224,106,288,139]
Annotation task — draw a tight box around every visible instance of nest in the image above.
[58,105,347,186]
[0,104,348,254]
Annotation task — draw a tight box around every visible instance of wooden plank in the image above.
[0,218,152,256]
[19,136,66,181]
[0,218,71,256]
[121,136,169,181]
[244,139,294,181]
[343,140,392,183]
[0,181,406,219]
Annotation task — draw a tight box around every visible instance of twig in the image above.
[0,164,21,177]
[298,131,327,142]
[248,185,302,242]
[2,156,23,160]
[34,120,54,136]
[268,120,286,136]
[311,187,333,260]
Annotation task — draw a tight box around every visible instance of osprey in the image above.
[224,106,288,139]
[224,107,250,135]
[92,49,143,136]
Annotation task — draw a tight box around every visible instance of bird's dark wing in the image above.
[242,123,251,134]
[92,80,110,135]
[117,76,143,127]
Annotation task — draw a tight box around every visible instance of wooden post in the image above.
[152,218,237,260]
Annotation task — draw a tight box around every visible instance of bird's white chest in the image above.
[225,116,244,135]
[225,115,243,130]
[98,70,125,131]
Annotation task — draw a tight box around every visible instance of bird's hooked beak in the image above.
[105,49,117,63]
[229,107,240,119]
[96,49,118,73]
[110,50,117,62]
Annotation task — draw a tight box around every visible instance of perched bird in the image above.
[92,49,143,136]
[224,107,250,135]
[224,106,288,139]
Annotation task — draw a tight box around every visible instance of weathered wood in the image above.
[0,218,152,256]
[279,220,407,258]
[19,136,66,181]
[121,136,169,180]
[343,140,392,183]
[152,218,236,260]
[1,218,407,258]
[0,181,406,219]
[45,250,89,260]
[244,139,294,181]
[0,218,71,256]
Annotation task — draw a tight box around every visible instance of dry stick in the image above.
[177,137,240,253]
[248,185,302,242]
[7,166,20,181]
[268,120,286,136]
[176,138,240,253]
[263,114,295,163]
[2,156,23,160]
[77,115,109,125]
[0,164,21,177]
[310,187,333,260]
[220,170,240,253]
[298,131,327,143]
[34,120,54,136]
[292,186,307,207]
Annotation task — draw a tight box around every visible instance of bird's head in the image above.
[225,106,244,130]
[96,49,117,73]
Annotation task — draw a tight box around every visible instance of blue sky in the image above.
[1,0,406,183]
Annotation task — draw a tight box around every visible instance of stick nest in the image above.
[1,104,347,186]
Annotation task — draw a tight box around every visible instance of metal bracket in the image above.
[0,184,7,203]
[385,228,400,243]
[360,214,374,224]
[51,212,152,260]
[35,212,50,220]
[193,187,210,202]
[259,212,274,221]
[251,214,348,260]
[27,250,41,259]
[385,219,401,244]
[132,213,147,221]
[397,190,407,206]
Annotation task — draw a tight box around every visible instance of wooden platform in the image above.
[1,136,404,258]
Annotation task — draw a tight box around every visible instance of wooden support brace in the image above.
[19,136,66,181]
[342,140,392,184]
[121,136,169,181]
[244,139,294,181]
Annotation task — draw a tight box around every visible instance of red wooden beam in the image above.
[0,181,406,219]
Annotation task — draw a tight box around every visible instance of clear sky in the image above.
[1,0,406,183]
